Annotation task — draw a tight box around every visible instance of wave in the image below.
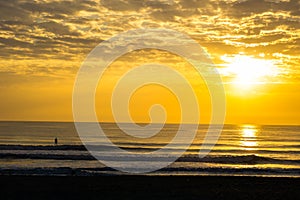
[177,154,300,164]
[0,143,235,150]
[0,144,87,151]
[1,144,300,155]
[1,151,300,165]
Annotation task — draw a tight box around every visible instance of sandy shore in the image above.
[1,175,300,200]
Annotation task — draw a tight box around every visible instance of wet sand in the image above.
[1,175,300,200]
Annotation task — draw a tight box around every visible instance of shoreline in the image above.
[1,175,300,200]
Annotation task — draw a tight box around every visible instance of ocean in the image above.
[0,121,300,177]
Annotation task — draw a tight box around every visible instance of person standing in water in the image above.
[54,137,58,145]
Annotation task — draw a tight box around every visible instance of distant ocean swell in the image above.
[1,145,300,165]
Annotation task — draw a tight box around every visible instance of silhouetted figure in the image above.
[54,137,58,145]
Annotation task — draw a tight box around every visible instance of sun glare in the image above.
[240,125,258,150]
[221,54,278,88]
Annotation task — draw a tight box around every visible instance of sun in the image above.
[221,54,278,88]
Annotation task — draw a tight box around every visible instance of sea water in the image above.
[0,122,299,177]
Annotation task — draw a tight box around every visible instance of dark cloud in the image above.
[100,0,146,11]
[179,0,213,9]
[239,33,288,44]
[0,0,32,24]
[150,7,202,21]
[20,0,97,15]
[224,0,300,18]
[100,0,175,11]
[38,21,80,36]
[0,38,32,48]
[230,0,273,17]
[0,0,101,59]
[100,0,218,22]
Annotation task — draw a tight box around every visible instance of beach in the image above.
[2,175,300,200]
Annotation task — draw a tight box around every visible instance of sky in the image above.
[0,0,299,125]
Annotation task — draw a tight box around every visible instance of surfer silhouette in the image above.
[54,137,58,145]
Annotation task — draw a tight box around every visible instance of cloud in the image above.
[38,21,80,36]
[0,0,298,80]
[100,0,176,11]
[222,0,300,18]
[20,0,98,15]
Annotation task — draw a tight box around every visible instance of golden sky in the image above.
[0,0,299,125]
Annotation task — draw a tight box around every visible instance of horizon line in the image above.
[0,120,299,126]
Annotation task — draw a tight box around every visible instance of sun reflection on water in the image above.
[240,125,258,150]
